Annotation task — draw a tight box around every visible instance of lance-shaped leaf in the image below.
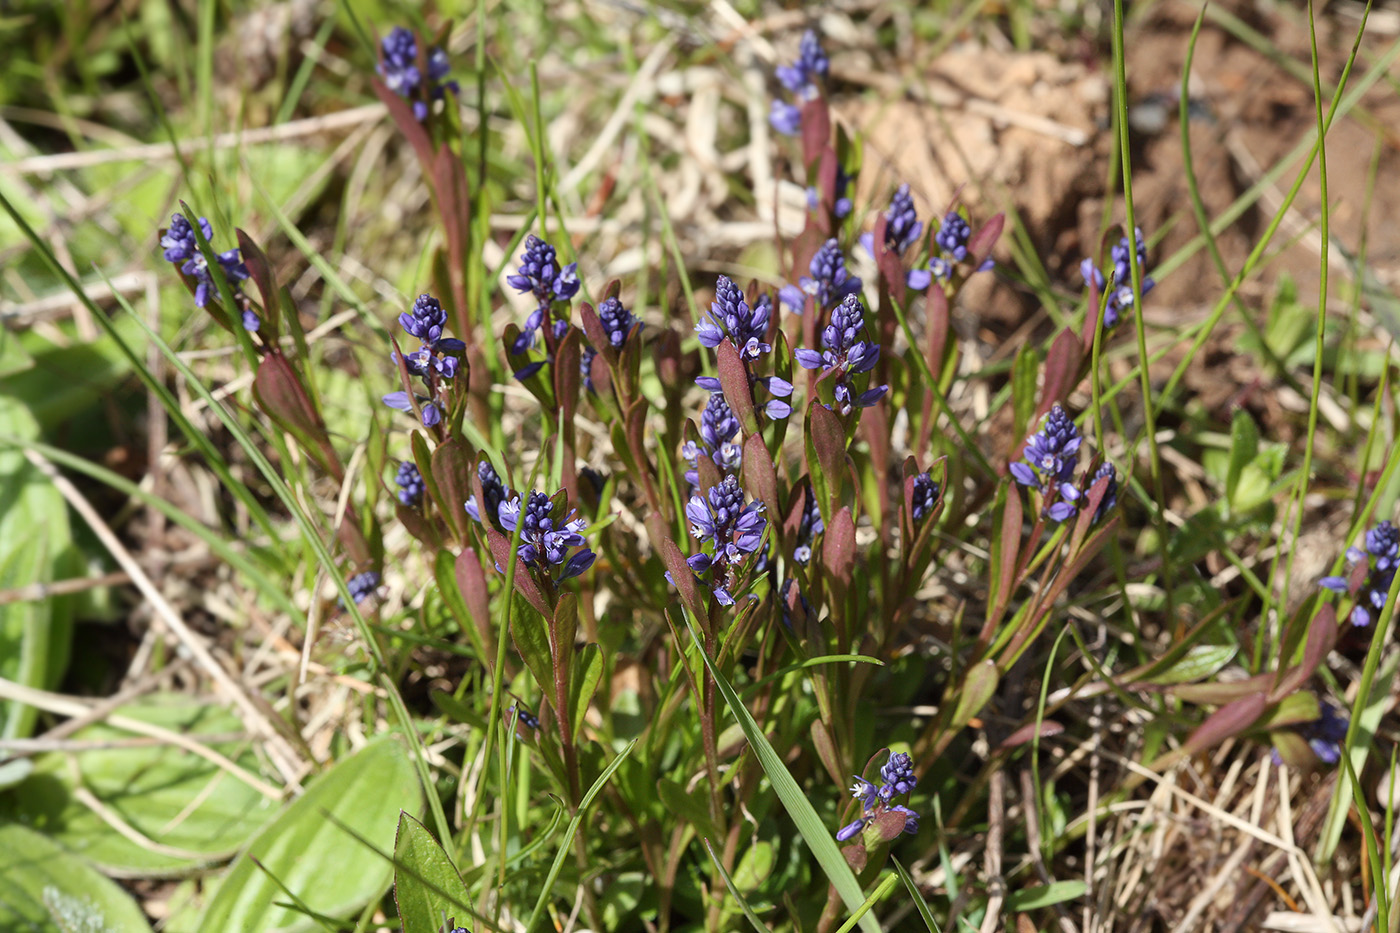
[396,502,442,549]
[821,506,856,593]
[431,436,476,544]
[872,212,908,310]
[511,600,554,707]
[486,528,552,620]
[810,719,844,788]
[554,326,582,423]
[1182,691,1270,757]
[967,212,1004,269]
[455,548,493,654]
[1010,344,1039,447]
[254,351,342,481]
[999,720,1066,750]
[1170,673,1273,705]
[658,535,707,622]
[1038,329,1083,422]
[578,302,617,368]
[1269,604,1337,700]
[985,484,1022,631]
[868,809,911,844]
[950,659,999,730]
[1256,691,1322,730]
[742,431,780,523]
[806,401,846,524]
[371,79,437,181]
[235,228,281,339]
[716,339,760,437]
[568,642,603,740]
[801,97,832,173]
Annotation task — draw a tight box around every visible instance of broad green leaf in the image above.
[392,812,473,932]
[731,839,774,892]
[511,603,553,703]
[0,396,75,740]
[1135,645,1236,686]
[1224,408,1259,507]
[0,822,152,932]
[3,696,275,874]
[568,643,603,740]
[198,735,423,932]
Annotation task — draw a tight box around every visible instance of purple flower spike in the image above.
[377,26,457,121]
[769,100,802,136]
[883,184,923,255]
[671,474,767,607]
[798,239,862,311]
[497,489,595,584]
[395,461,424,507]
[345,570,381,606]
[1084,227,1155,329]
[159,214,249,309]
[698,276,771,360]
[1320,520,1398,626]
[911,472,939,523]
[1010,404,1084,522]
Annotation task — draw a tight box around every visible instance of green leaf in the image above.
[4,696,276,874]
[678,610,881,933]
[568,643,603,740]
[1224,408,1259,506]
[732,839,775,892]
[892,857,942,932]
[0,397,75,740]
[703,838,772,933]
[392,812,473,932]
[0,822,152,932]
[198,736,423,932]
[1135,644,1236,686]
[1010,343,1039,442]
[950,660,999,731]
[511,601,554,707]
[1005,880,1088,911]
[657,777,718,840]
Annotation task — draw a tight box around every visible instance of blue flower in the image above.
[889,804,920,835]
[1272,699,1349,766]
[1083,227,1154,329]
[383,292,464,426]
[775,30,828,98]
[834,751,920,844]
[381,391,441,427]
[878,751,917,799]
[395,461,424,507]
[508,705,540,730]
[1009,404,1083,522]
[682,393,743,486]
[911,472,939,523]
[498,490,596,583]
[507,234,579,309]
[675,475,767,606]
[793,489,824,565]
[794,294,888,415]
[345,570,381,605]
[398,294,465,353]
[849,776,879,809]
[805,166,853,221]
[1320,520,1398,627]
[909,209,994,285]
[596,295,638,348]
[769,100,802,136]
[377,26,458,121]
[697,276,772,360]
[797,239,862,311]
[465,461,511,524]
[159,214,251,312]
[1087,462,1118,524]
[835,818,867,842]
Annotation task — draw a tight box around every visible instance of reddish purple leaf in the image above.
[455,547,493,648]
[486,528,552,620]
[1168,673,1274,705]
[1182,692,1269,756]
[658,535,707,622]
[800,97,832,173]
[810,719,845,789]
[370,80,436,177]
[235,228,280,338]
[842,842,867,874]
[1270,604,1338,700]
[999,720,1066,750]
[431,436,476,543]
[253,352,341,481]
[869,809,910,844]
[807,402,846,504]
[716,340,759,437]
[968,212,1004,269]
[578,302,616,367]
[1038,329,1083,422]
[742,432,779,521]
[821,507,856,590]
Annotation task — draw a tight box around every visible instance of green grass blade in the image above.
[703,838,772,933]
[833,871,898,933]
[893,857,943,933]
[521,740,637,933]
[679,609,882,933]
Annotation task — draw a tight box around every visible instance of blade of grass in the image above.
[521,740,637,933]
[679,607,882,933]
[703,838,772,933]
[892,857,943,933]
[833,870,899,933]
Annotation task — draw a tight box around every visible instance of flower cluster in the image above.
[508,235,581,377]
[837,751,920,842]
[859,184,934,291]
[345,570,381,606]
[1082,227,1155,329]
[911,472,939,523]
[769,30,828,136]
[795,294,888,415]
[1272,699,1349,766]
[675,475,768,606]
[698,276,773,361]
[377,26,458,121]
[159,214,253,323]
[508,705,540,730]
[1088,462,1119,524]
[395,461,424,507]
[682,393,742,487]
[382,294,463,426]
[922,209,994,282]
[465,461,512,526]
[498,490,596,583]
[1320,520,1399,627]
[780,239,862,314]
[580,295,638,391]
[806,165,853,221]
[1009,404,1083,522]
